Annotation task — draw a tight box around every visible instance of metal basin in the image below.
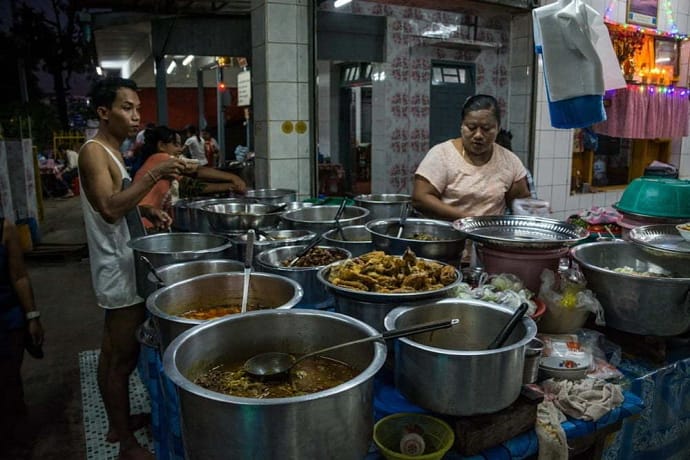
[256,245,351,308]
[143,259,244,299]
[384,299,537,416]
[162,309,385,460]
[281,205,371,236]
[570,241,690,336]
[171,197,255,232]
[366,218,467,265]
[353,194,411,220]
[128,232,234,298]
[322,225,375,257]
[281,201,314,212]
[231,229,316,267]
[202,202,284,233]
[147,272,303,352]
[245,188,297,205]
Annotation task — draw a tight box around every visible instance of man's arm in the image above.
[411,176,463,221]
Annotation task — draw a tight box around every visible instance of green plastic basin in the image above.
[615,178,690,218]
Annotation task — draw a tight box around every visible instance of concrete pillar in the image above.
[251,0,313,198]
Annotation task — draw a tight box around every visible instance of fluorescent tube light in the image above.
[166,60,177,74]
[182,55,194,66]
[334,0,352,7]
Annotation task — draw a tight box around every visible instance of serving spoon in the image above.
[396,202,409,238]
[141,255,165,286]
[240,229,255,313]
[244,318,460,378]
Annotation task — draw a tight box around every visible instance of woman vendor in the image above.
[412,94,531,220]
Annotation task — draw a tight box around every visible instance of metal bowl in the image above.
[281,205,371,236]
[366,218,467,264]
[143,258,244,300]
[322,225,375,257]
[147,272,303,352]
[172,197,256,232]
[280,201,315,212]
[256,244,352,308]
[231,229,316,267]
[353,194,410,220]
[245,188,297,205]
[162,309,385,459]
[202,202,284,233]
[384,299,537,416]
[570,241,690,336]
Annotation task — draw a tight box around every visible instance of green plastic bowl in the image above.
[615,178,690,219]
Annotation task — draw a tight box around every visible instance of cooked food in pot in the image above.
[327,249,457,293]
[411,232,440,241]
[194,356,356,398]
[178,303,266,320]
[281,247,348,267]
[611,266,671,278]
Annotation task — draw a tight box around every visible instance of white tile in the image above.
[297,82,309,121]
[565,193,581,214]
[266,44,297,82]
[679,0,689,15]
[511,37,530,67]
[250,4,266,47]
[267,121,298,158]
[551,210,567,221]
[509,94,530,123]
[577,192,593,211]
[536,158,555,187]
[267,3,297,43]
[553,131,573,158]
[297,44,309,83]
[539,102,551,130]
[605,191,622,207]
[297,158,312,196]
[551,184,568,214]
[536,185,551,202]
[268,158,299,189]
[591,192,607,208]
[296,5,309,44]
[267,82,299,120]
[553,158,570,185]
[510,66,531,96]
[296,125,311,159]
[538,130,556,158]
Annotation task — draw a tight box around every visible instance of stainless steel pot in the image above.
[570,241,690,336]
[146,272,303,352]
[231,229,316,267]
[322,225,375,257]
[280,205,370,236]
[128,232,234,298]
[143,259,244,299]
[255,245,351,308]
[353,194,411,220]
[162,309,386,460]
[171,197,254,232]
[384,299,537,416]
[202,202,284,233]
[366,218,467,264]
[245,188,297,204]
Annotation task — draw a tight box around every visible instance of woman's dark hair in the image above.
[140,125,179,160]
[185,124,201,141]
[461,94,501,127]
[88,77,138,116]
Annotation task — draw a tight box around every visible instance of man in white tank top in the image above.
[78,77,191,460]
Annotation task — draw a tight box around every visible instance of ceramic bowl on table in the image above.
[676,223,690,241]
[539,354,591,380]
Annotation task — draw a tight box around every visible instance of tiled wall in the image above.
[529,0,690,220]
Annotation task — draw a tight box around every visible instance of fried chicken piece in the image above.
[439,265,457,285]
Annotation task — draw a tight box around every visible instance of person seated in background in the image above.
[133,125,247,231]
[182,124,207,166]
[201,128,220,167]
[412,94,531,221]
[55,144,80,198]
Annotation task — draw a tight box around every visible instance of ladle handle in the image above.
[334,199,347,223]
[293,318,459,366]
[140,255,165,285]
[487,303,528,350]
[289,234,324,266]
[244,229,255,269]
[396,202,409,238]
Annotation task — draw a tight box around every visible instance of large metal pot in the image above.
[317,260,462,331]
[322,225,375,257]
[231,229,316,266]
[353,194,410,220]
[128,232,234,298]
[202,202,284,233]
[570,241,690,336]
[384,299,537,416]
[280,205,371,236]
[245,188,297,205]
[171,197,254,232]
[366,218,467,265]
[147,272,303,352]
[143,259,244,299]
[256,245,351,308]
[162,309,386,460]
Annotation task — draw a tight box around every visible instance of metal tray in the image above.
[452,215,589,249]
[628,224,690,256]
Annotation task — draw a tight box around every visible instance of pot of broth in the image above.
[162,309,387,460]
[146,272,303,353]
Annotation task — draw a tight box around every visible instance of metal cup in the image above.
[522,338,544,384]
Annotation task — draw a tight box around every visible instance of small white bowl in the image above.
[540,355,590,371]
[676,223,690,242]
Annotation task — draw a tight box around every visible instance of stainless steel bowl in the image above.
[162,309,385,460]
[280,201,315,212]
[365,218,467,265]
[353,194,411,220]
[570,241,690,336]
[280,205,371,236]
[245,188,297,205]
[202,202,284,233]
[231,229,316,267]
[172,197,256,232]
[256,244,352,308]
[128,232,234,298]
[322,225,375,257]
[147,272,303,352]
[143,258,244,299]
[385,299,537,416]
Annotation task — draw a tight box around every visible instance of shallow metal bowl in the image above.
[245,188,297,205]
[231,229,316,266]
[366,218,466,264]
[280,205,371,236]
[322,225,375,257]
[353,194,410,220]
[171,197,256,232]
[143,258,244,299]
[202,202,284,232]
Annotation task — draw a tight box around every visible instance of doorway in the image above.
[429,62,476,147]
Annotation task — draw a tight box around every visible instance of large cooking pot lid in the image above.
[628,224,690,257]
[452,216,589,249]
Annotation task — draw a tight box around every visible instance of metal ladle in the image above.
[487,303,528,350]
[240,229,255,313]
[334,200,347,241]
[396,202,409,238]
[140,255,165,286]
[244,318,460,378]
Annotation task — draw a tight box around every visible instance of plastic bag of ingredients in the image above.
[512,198,551,217]
[453,273,538,316]
[537,268,605,334]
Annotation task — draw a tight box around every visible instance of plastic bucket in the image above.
[476,246,569,294]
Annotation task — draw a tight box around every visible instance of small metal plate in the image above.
[629,224,690,256]
[452,216,589,249]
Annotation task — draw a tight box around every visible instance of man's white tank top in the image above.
[79,139,143,308]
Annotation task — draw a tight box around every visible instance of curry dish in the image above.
[178,303,265,320]
[326,249,456,293]
[194,356,357,398]
[281,247,347,267]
